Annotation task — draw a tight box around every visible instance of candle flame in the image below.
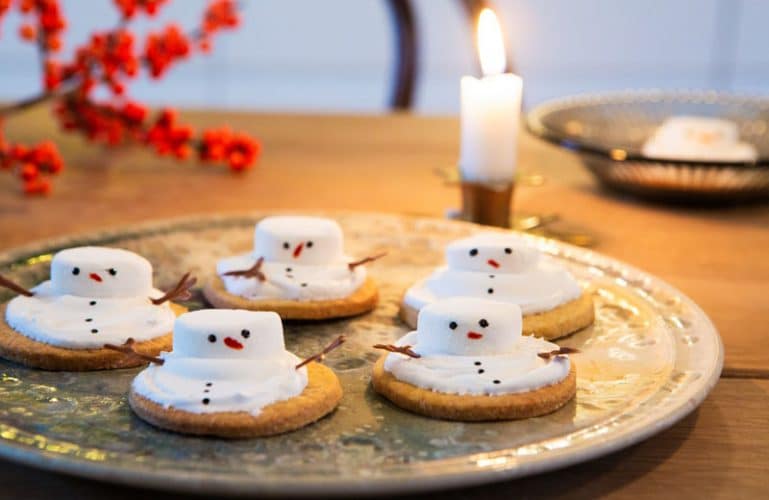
[477,8,506,76]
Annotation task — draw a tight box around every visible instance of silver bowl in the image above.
[527,90,769,203]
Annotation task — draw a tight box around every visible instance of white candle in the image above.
[460,8,522,185]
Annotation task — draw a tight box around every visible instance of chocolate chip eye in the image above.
[449,321,458,330]
[479,319,489,328]
[307,241,313,248]
[208,334,216,343]
[469,248,478,257]
[283,242,290,250]
[504,248,512,254]
[108,268,117,276]
[241,329,250,339]
[72,267,80,275]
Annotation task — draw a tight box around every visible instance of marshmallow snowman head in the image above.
[446,233,539,274]
[50,246,153,298]
[172,309,285,360]
[254,216,345,266]
[416,298,522,356]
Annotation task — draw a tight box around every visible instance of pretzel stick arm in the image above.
[0,274,34,297]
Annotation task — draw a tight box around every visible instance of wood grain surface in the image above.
[1,107,767,498]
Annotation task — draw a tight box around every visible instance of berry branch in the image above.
[0,0,260,196]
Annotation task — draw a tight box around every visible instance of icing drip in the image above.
[132,352,308,415]
[5,281,175,348]
[383,331,570,396]
[217,255,366,301]
[404,233,582,314]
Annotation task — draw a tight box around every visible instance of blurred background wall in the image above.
[1,0,767,114]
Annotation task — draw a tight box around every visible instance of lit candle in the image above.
[460,8,522,184]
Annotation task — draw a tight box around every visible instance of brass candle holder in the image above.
[438,166,596,246]
[459,179,514,228]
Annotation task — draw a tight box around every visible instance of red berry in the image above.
[19,24,36,40]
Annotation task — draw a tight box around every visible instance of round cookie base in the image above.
[129,362,343,438]
[399,292,595,340]
[0,302,186,371]
[371,355,576,421]
[203,275,379,320]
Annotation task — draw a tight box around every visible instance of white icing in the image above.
[5,282,175,348]
[4,246,175,349]
[642,116,757,162]
[383,298,570,396]
[217,216,367,301]
[131,310,308,415]
[404,233,582,315]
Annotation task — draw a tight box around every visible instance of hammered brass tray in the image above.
[0,212,723,496]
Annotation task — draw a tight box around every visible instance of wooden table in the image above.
[1,108,768,498]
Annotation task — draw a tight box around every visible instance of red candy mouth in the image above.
[487,259,500,268]
[224,337,244,350]
[89,273,102,282]
[293,243,304,258]
[467,331,483,340]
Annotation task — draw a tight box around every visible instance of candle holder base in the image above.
[458,180,514,228]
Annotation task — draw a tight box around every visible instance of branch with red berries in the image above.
[0,0,260,196]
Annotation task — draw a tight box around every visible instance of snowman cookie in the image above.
[129,309,344,438]
[0,246,190,371]
[372,298,577,421]
[203,216,382,320]
[400,233,594,339]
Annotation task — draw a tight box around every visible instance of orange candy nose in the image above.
[89,273,102,282]
[467,331,483,340]
[293,243,304,258]
[224,337,244,350]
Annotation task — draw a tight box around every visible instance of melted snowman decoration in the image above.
[216,216,368,301]
[132,309,307,414]
[4,247,175,348]
[383,298,571,395]
[403,233,582,315]
[642,116,757,162]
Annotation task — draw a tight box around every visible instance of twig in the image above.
[0,85,77,116]
[0,274,35,297]
[223,257,266,282]
[348,252,387,271]
[538,347,579,360]
[373,344,421,359]
[150,272,197,305]
[295,335,346,370]
[104,338,165,365]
